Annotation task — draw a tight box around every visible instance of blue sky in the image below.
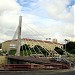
[0,0,74,43]
[17,0,74,17]
[17,0,49,17]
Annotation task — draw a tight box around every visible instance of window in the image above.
[10,44,16,48]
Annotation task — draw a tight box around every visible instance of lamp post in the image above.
[64,39,67,50]
[64,39,69,56]
[64,39,69,50]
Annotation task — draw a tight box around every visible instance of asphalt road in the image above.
[0,70,75,75]
[53,71,75,75]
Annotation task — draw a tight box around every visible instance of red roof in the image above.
[4,38,63,45]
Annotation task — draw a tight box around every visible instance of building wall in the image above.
[2,39,63,52]
[2,41,18,51]
[0,56,6,64]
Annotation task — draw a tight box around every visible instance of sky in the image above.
[0,0,75,43]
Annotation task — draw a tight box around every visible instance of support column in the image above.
[15,16,22,56]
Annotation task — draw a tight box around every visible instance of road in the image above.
[0,70,75,75]
[53,70,75,75]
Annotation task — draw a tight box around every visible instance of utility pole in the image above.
[15,16,22,56]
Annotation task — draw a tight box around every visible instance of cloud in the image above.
[0,0,21,42]
[20,16,74,43]
[0,0,74,43]
[38,0,74,23]
[0,0,21,15]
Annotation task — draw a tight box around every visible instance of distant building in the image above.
[2,38,63,52]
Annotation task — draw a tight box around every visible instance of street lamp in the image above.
[64,39,70,56]
[64,39,70,50]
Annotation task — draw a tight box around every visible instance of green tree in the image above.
[20,44,49,56]
[34,45,49,56]
[20,44,30,51]
[63,41,75,54]
[0,43,2,49]
[54,47,64,55]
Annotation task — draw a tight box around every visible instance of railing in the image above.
[3,63,70,71]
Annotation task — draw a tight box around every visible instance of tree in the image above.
[34,45,41,53]
[20,44,49,56]
[0,43,2,49]
[54,47,64,55]
[20,44,30,51]
[63,41,75,54]
[34,45,49,56]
